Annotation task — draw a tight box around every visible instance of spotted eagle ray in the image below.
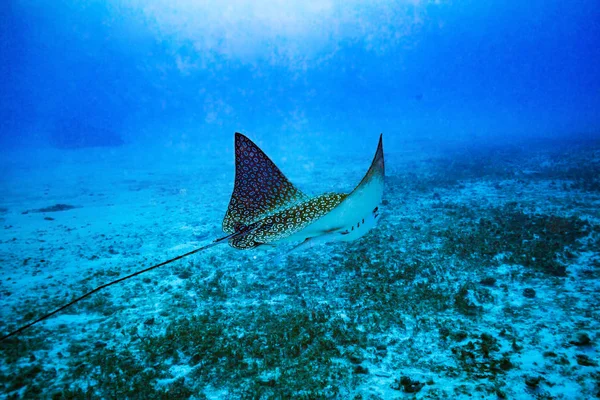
[1,132,384,341]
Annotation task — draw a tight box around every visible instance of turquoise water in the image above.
[1,1,599,398]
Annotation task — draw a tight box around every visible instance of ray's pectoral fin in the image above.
[222,133,308,238]
[284,134,385,245]
[274,145,385,261]
[333,134,385,242]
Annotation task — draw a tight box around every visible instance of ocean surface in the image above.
[1,1,599,399]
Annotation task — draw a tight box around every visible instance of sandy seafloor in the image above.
[0,135,599,399]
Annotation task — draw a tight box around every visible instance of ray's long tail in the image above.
[0,233,237,343]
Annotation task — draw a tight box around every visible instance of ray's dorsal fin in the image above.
[222,133,308,234]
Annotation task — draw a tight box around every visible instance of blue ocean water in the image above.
[1,1,599,398]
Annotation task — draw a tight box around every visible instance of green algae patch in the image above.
[143,304,367,397]
[442,204,591,276]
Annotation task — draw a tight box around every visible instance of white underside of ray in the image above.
[273,134,384,257]
[278,174,384,245]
